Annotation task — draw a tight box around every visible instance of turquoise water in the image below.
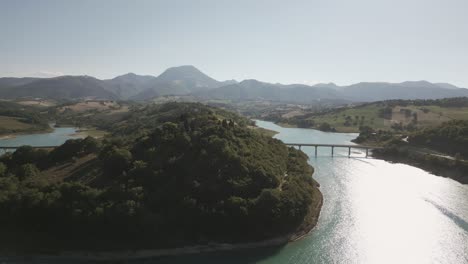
[1,121,467,263]
[149,120,468,264]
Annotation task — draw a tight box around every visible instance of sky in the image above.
[1,0,468,87]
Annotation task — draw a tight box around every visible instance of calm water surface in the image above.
[0,126,81,149]
[2,121,467,263]
[149,120,468,264]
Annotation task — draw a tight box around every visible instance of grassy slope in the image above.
[0,101,51,136]
[293,103,468,132]
[310,104,385,132]
[0,116,51,136]
[0,116,36,131]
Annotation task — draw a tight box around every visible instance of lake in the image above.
[149,120,468,264]
[1,121,467,264]
[0,126,81,151]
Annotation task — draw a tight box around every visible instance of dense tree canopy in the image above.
[0,103,319,250]
[409,120,468,157]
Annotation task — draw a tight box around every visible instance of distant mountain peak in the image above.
[155,65,220,87]
[158,65,210,79]
[129,65,222,100]
[170,65,198,70]
[111,72,154,81]
[120,72,138,77]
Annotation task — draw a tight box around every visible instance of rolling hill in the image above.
[0,77,40,88]
[271,97,468,132]
[195,79,346,104]
[1,66,468,103]
[339,81,468,101]
[0,76,117,100]
[104,73,157,99]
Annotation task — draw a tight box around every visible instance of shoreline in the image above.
[372,151,468,184]
[68,128,108,139]
[0,134,16,140]
[0,127,107,141]
[274,121,359,133]
[0,127,54,140]
[1,189,323,261]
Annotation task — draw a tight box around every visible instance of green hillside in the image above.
[0,101,50,136]
[0,102,321,251]
[278,98,468,132]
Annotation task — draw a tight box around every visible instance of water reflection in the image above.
[3,121,467,263]
[254,120,468,264]
[0,126,80,149]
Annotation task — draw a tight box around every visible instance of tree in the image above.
[11,146,38,166]
[378,107,393,119]
[99,146,132,177]
[82,136,101,153]
[49,139,84,163]
[318,122,333,132]
[17,163,39,180]
[0,162,6,177]
[0,102,320,249]
[412,112,418,123]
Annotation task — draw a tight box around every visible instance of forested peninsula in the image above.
[369,120,468,184]
[0,103,322,255]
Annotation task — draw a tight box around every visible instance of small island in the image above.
[0,102,322,257]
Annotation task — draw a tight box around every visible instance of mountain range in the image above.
[1,65,467,103]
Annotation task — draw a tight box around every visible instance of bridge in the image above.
[0,144,382,158]
[284,143,382,157]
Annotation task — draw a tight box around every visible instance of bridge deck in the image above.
[0,144,382,149]
[0,143,380,158]
[284,143,382,149]
[284,143,382,157]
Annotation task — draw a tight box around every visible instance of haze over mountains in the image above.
[1,65,467,103]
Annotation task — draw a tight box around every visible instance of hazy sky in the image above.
[1,0,467,86]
